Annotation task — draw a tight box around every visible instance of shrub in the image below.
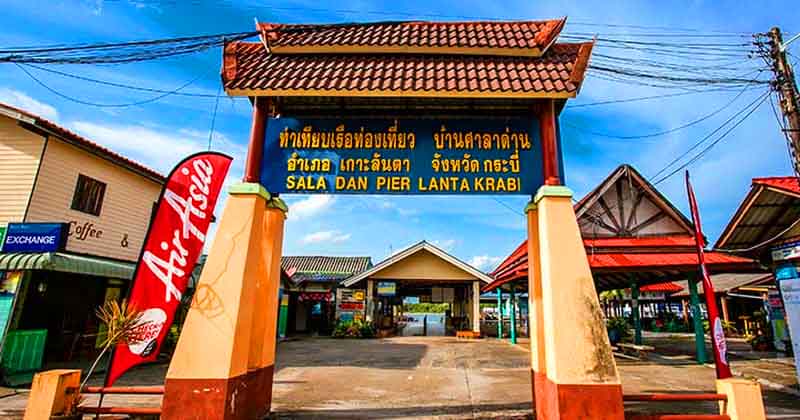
[333,319,375,338]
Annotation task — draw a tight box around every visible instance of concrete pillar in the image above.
[527,186,623,420]
[163,184,286,420]
[688,272,708,364]
[497,288,504,339]
[473,281,481,333]
[716,378,766,420]
[631,283,642,345]
[23,369,80,420]
[510,286,517,344]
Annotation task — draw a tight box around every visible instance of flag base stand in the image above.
[162,184,286,420]
[526,186,624,420]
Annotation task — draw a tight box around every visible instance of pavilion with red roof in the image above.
[484,164,759,353]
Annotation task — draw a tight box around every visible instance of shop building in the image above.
[279,255,371,336]
[0,102,164,384]
[715,176,800,370]
[341,241,493,336]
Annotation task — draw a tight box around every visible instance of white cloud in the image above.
[0,89,59,121]
[69,121,246,175]
[432,239,457,251]
[288,195,335,220]
[300,230,351,245]
[468,255,503,271]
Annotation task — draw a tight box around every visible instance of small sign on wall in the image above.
[377,281,396,296]
[2,223,67,253]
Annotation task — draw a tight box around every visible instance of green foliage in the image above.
[333,319,376,338]
[403,303,450,313]
[606,316,631,338]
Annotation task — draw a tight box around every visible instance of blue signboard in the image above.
[2,223,67,253]
[261,118,547,195]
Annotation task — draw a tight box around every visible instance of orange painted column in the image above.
[529,186,624,420]
[162,183,286,420]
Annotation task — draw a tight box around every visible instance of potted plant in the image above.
[52,300,146,420]
[746,333,772,352]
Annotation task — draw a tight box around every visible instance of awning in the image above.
[0,252,134,279]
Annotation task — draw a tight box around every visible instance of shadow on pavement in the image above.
[270,401,532,419]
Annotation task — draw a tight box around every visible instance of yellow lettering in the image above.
[286,176,296,189]
[459,178,470,192]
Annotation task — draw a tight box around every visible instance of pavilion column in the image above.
[473,281,481,333]
[497,288,504,339]
[631,282,642,345]
[366,279,374,322]
[688,272,708,364]
[510,287,517,344]
[721,296,730,324]
[526,183,623,420]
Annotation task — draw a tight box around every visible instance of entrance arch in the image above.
[161,19,623,420]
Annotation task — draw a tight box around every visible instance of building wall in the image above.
[369,249,477,281]
[0,116,45,224]
[25,137,162,261]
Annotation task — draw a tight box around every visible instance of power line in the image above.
[562,72,765,140]
[18,63,220,98]
[652,91,771,184]
[15,63,204,107]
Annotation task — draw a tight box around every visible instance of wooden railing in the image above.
[77,385,163,416]
[624,393,729,420]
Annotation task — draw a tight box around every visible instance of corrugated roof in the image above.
[0,102,165,183]
[281,256,372,277]
[715,176,800,252]
[753,176,800,195]
[672,273,774,297]
[587,252,754,270]
[256,20,566,56]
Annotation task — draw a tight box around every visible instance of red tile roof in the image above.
[223,20,593,98]
[752,176,800,195]
[0,102,165,183]
[640,282,683,293]
[257,20,566,56]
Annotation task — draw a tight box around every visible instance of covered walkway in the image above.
[483,165,759,360]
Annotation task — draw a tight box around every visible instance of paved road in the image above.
[1,336,798,419]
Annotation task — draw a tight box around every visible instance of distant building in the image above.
[0,102,165,384]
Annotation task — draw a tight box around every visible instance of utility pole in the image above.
[768,27,800,176]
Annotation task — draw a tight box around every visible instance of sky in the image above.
[0,0,797,272]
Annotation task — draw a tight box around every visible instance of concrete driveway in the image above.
[1,336,798,419]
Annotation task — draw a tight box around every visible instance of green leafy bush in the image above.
[333,319,375,338]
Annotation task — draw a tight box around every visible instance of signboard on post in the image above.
[2,223,67,253]
[261,118,546,195]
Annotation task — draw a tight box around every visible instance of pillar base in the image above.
[163,365,274,420]
[533,371,624,420]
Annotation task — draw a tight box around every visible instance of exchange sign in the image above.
[261,118,548,195]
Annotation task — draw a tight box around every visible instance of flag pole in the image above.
[685,171,733,379]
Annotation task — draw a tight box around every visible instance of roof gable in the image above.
[343,241,493,286]
[575,164,694,239]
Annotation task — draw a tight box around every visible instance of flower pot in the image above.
[607,329,621,345]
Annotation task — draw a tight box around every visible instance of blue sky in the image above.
[0,0,796,271]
